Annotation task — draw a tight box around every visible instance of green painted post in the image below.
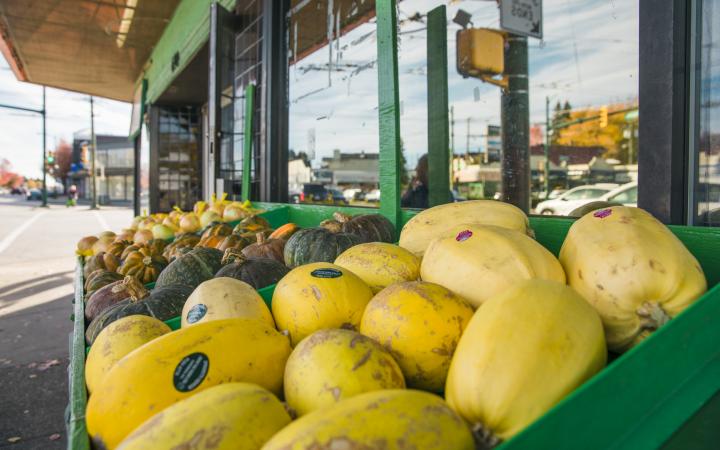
[242,84,255,202]
[376,0,402,232]
[427,5,450,207]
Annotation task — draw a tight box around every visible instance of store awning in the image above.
[0,0,180,101]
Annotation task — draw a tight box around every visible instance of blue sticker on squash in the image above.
[186,304,207,324]
[311,268,343,279]
[173,352,209,392]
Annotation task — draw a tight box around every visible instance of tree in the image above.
[54,140,73,191]
[0,159,24,188]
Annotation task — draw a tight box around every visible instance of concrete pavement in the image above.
[0,194,132,449]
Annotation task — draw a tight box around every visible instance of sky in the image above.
[289,0,639,168]
[0,58,131,179]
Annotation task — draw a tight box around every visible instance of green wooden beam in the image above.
[427,5,450,207]
[242,84,255,202]
[376,0,402,232]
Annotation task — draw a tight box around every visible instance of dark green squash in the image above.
[322,212,396,243]
[154,246,223,289]
[215,248,289,289]
[85,277,193,344]
[84,270,123,300]
[284,227,364,268]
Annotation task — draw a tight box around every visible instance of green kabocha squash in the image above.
[321,212,395,243]
[162,234,201,261]
[85,278,193,344]
[83,252,120,278]
[215,248,289,289]
[284,227,364,268]
[117,247,168,284]
[155,247,223,289]
[84,270,124,300]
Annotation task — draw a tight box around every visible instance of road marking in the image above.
[0,211,47,253]
[93,210,111,231]
[0,210,47,255]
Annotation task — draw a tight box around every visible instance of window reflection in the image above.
[695,0,720,226]
[286,0,639,214]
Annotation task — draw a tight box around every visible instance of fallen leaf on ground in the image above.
[7,436,21,443]
[49,434,61,441]
[37,359,60,371]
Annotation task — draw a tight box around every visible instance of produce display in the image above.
[73,199,709,450]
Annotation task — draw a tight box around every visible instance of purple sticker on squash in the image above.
[456,230,473,242]
[593,209,613,219]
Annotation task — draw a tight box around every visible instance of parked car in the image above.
[297,184,348,205]
[535,183,619,216]
[11,187,25,195]
[598,181,638,206]
[365,189,381,202]
[26,188,43,201]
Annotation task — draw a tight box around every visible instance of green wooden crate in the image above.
[68,204,720,449]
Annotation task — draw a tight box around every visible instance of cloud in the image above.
[0,59,131,178]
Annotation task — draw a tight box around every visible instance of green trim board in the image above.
[67,258,90,450]
[375,0,403,233]
[242,84,256,202]
[142,0,236,104]
[426,6,451,207]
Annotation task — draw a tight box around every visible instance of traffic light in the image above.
[457,28,505,79]
[47,151,55,164]
[599,106,608,128]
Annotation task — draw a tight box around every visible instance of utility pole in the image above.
[544,95,550,198]
[90,96,98,210]
[450,106,455,155]
[465,117,470,158]
[41,87,48,207]
[500,35,530,213]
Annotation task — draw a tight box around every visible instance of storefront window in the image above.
[286,0,639,214]
[694,0,720,226]
[287,0,380,207]
[153,106,202,212]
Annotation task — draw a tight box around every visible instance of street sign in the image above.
[500,0,543,39]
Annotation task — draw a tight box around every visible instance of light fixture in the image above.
[116,0,138,48]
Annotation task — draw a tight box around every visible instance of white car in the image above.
[598,181,638,206]
[365,189,381,202]
[535,184,619,216]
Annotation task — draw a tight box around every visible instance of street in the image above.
[0,194,132,449]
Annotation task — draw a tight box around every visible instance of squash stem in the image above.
[472,422,502,450]
[222,248,247,266]
[636,301,671,330]
[122,276,150,303]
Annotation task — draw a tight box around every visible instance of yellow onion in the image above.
[200,210,222,229]
[133,229,153,245]
[137,218,157,231]
[76,236,99,257]
[222,203,249,223]
[179,213,201,233]
[161,216,179,232]
[114,230,135,243]
[152,224,175,241]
